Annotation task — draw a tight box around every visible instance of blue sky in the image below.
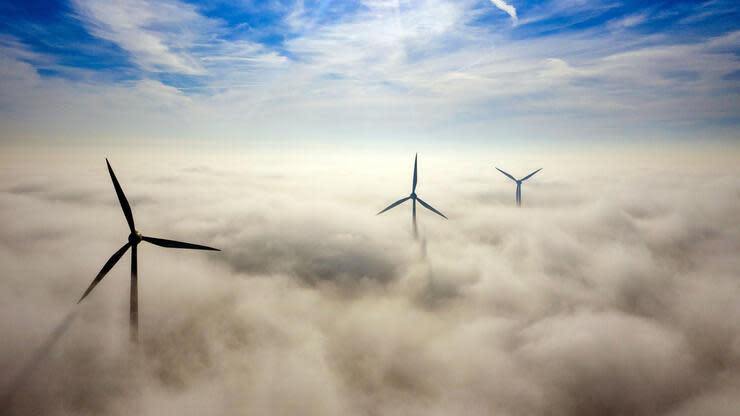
[0,0,739,147]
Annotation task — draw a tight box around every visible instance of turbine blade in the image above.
[142,236,220,251]
[376,197,410,215]
[495,167,517,182]
[521,168,542,181]
[78,242,131,303]
[106,159,135,233]
[416,197,448,219]
[412,153,418,193]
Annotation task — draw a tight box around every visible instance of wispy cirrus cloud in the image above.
[489,0,518,23]
[69,0,288,77]
[70,0,208,74]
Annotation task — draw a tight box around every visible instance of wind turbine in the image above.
[377,154,447,238]
[495,167,542,207]
[78,159,219,343]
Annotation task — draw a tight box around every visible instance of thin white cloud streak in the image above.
[606,12,649,31]
[490,0,518,23]
[516,0,620,27]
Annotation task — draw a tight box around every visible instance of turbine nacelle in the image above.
[128,231,142,245]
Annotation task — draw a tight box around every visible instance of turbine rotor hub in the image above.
[410,192,417,199]
[128,231,142,245]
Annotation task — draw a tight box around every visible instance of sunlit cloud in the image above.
[1,151,739,415]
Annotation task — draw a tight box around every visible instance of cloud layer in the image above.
[1,150,739,415]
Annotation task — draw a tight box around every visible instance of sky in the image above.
[1,3,740,415]
[0,0,739,148]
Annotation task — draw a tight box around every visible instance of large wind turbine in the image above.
[377,154,447,238]
[78,159,219,343]
[495,167,542,207]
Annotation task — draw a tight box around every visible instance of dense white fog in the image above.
[1,149,739,415]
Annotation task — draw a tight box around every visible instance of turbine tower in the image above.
[495,167,542,207]
[377,154,447,238]
[78,159,219,343]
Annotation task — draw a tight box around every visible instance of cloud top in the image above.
[1,152,739,415]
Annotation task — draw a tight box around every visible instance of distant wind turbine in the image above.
[377,154,447,238]
[78,159,219,343]
[495,167,542,207]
